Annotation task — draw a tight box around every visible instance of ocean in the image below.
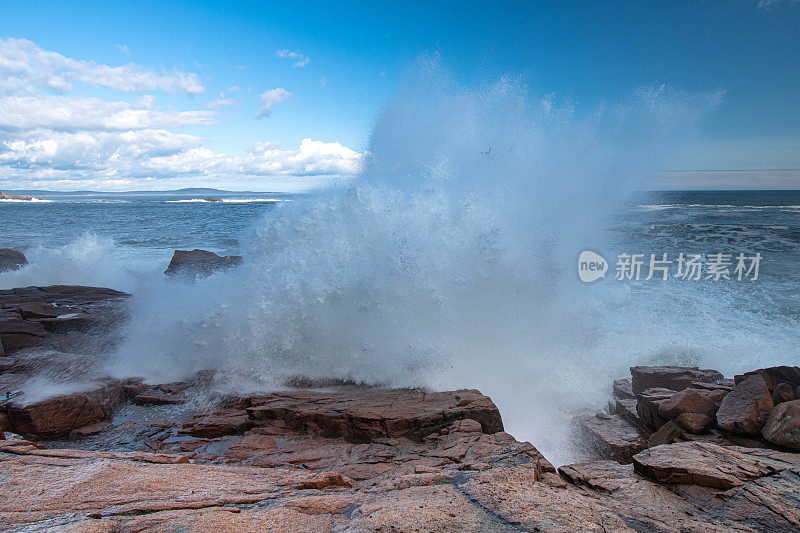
[2,188,799,464]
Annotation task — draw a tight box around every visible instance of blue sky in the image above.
[1,0,798,190]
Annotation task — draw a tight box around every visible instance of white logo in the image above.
[578,250,608,283]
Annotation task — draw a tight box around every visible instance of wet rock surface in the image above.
[6,383,800,532]
[565,363,800,532]
[0,285,129,354]
[3,370,800,532]
[630,365,724,394]
[164,248,243,277]
[0,249,27,273]
[762,399,800,450]
[576,412,646,463]
[5,382,125,437]
[717,373,775,435]
[2,290,800,531]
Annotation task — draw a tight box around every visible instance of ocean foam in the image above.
[104,70,734,466]
[165,198,289,203]
[8,67,796,467]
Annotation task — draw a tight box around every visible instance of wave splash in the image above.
[98,68,724,464]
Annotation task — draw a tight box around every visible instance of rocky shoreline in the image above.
[0,190,39,201]
[1,285,799,531]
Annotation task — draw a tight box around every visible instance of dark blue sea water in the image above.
[3,189,798,300]
[2,188,798,465]
[0,190,291,257]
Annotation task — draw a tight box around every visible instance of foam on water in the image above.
[165,198,289,203]
[0,198,53,203]
[103,70,733,465]
[6,68,798,465]
[0,234,161,293]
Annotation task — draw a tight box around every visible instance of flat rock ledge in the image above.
[0,285,129,354]
[2,287,800,530]
[3,399,800,532]
[3,380,800,531]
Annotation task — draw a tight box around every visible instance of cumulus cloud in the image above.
[0,95,217,131]
[256,88,291,118]
[0,129,200,170]
[205,92,237,110]
[148,138,361,177]
[276,49,310,68]
[0,37,204,95]
[0,128,361,182]
[0,38,361,190]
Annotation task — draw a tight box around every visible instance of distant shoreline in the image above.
[1,187,290,196]
[0,190,40,202]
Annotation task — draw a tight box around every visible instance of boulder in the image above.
[636,387,674,430]
[611,397,649,433]
[577,412,647,463]
[632,441,780,489]
[164,249,243,277]
[717,374,774,435]
[647,420,684,447]
[630,366,724,395]
[180,408,254,438]
[677,426,772,448]
[707,388,730,407]
[612,378,634,399]
[690,378,735,392]
[6,384,124,437]
[558,444,800,531]
[674,412,713,433]
[6,383,124,437]
[465,458,746,532]
[762,400,800,450]
[657,389,717,420]
[0,249,27,272]
[772,382,796,404]
[558,460,635,492]
[246,388,504,442]
[735,366,800,391]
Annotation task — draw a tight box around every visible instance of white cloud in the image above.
[276,49,310,68]
[0,128,362,184]
[0,38,204,95]
[0,38,362,190]
[0,95,217,131]
[0,129,202,170]
[116,44,130,55]
[148,138,362,177]
[205,92,237,110]
[256,88,291,119]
